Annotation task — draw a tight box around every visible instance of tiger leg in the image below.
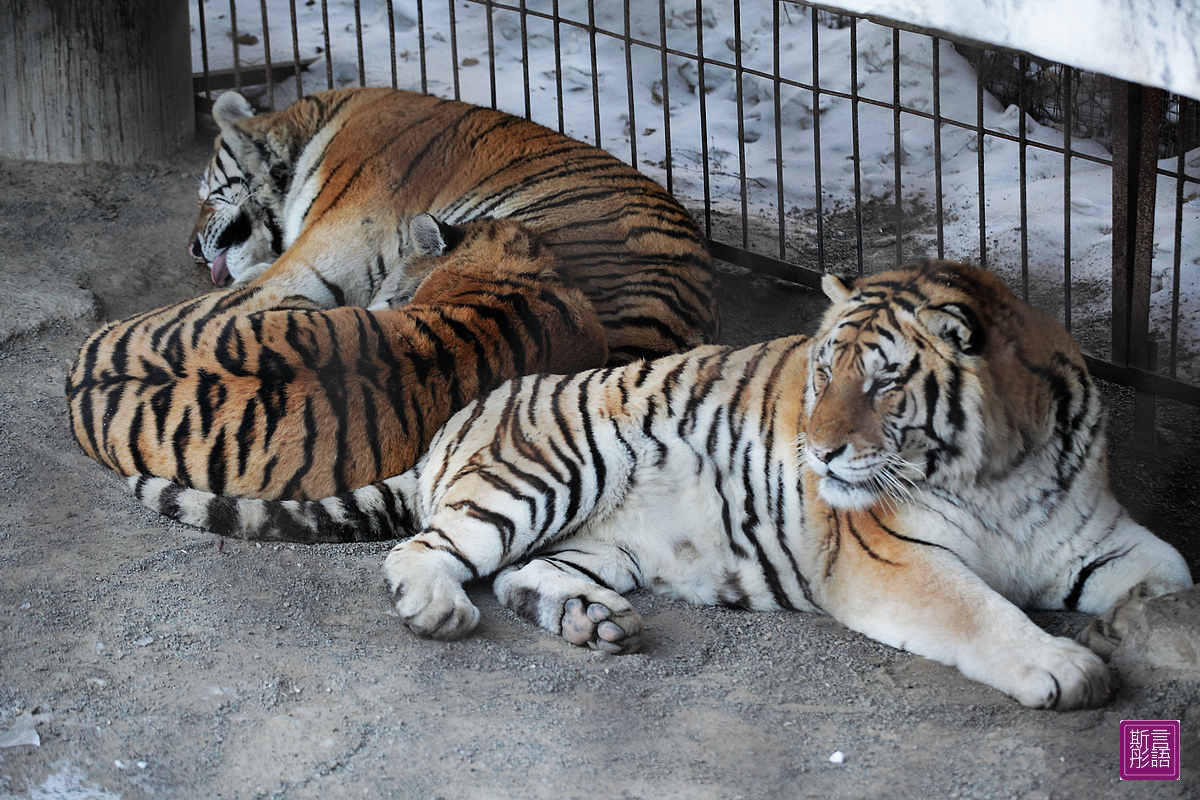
[493,545,646,654]
[825,541,1112,710]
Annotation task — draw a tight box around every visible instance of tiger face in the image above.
[805,268,992,509]
[190,93,282,286]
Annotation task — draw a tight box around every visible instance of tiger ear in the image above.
[213,91,255,128]
[822,273,854,304]
[212,92,261,166]
[409,214,446,256]
[920,302,987,355]
[409,214,466,256]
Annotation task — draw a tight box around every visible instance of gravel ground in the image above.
[0,141,1197,800]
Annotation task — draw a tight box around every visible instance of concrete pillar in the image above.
[0,0,193,163]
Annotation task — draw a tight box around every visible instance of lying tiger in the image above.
[192,87,717,364]
[132,260,1192,709]
[68,216,606,500]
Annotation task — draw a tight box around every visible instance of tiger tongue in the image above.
[210,252,230,286]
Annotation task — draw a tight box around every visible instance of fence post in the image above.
[0,0,193,164]
[1110,81,1161,449]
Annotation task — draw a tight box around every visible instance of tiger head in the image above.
[405,214,610,374]
[803,260,1086,510]
[190,92,286,286]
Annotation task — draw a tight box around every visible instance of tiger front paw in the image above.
[1010,637,1114,710]
[384,546,479,640]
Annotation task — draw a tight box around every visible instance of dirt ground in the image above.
[0,137,1198,800]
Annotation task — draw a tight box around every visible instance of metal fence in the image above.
[191,0,1200,436]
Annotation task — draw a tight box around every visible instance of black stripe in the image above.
[1063,545,1133,611]
[206,428,228,496]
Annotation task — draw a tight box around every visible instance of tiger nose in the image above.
[809,444,846,464]
[189,235,206,263]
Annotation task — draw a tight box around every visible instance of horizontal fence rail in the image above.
[190,0,1200,423]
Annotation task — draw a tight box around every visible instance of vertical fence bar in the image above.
[1170,120,1186,378]
[850,18,864,274]
[449,0,461,100]
[289,0,304,97]
[520,0,531,119]
[486,0,497,108]
[354,0,365,86]
[552,0,564,133]
[1131,87,1162,446]
[695,0,712,237]
[773,0,785,260]
[588,1,601,147]
[932,37,944,260]
[1111,84,1134,366]
[976,71,987,266]
[734,0,748,248]
[386,0,398,89]
[657,0,673,194]
[230,0,242,92]
[321,0,333,89]
[1018,54,1029,300]
[259,0,275,108]
[811,11,825,272]
[197,0,213,102]
[1062,67,1073,331]
[892,28,903,266]
[623,0,638,165]
[1111,81,1162,447]
[417,0,428,93]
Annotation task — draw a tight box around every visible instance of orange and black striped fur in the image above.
[191,87,716,364]
[68,216,606,500]
[133,261,1191,709]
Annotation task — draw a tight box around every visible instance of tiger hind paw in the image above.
[561,596,644,654]
[494,565,644,654]
[1075,582,1155,660]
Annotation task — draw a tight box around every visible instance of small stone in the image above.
[829,751,845,764]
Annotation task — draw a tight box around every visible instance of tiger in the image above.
[130,260,1192,709]
[68,215,607,500]
[191,86,717,365]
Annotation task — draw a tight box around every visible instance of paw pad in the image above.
[562,596,643,654]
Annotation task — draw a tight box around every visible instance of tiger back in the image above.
[67,216,606,500]
[191,87,717,365]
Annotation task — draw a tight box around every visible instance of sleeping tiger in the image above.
[131,260,1192,709]
[68,216,606,500]
[192,86,717,364]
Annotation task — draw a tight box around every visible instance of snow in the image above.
[190,0,1200,378]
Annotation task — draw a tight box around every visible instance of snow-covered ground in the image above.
[191,0,1200,377]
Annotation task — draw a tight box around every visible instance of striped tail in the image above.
[128,473,421,544]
